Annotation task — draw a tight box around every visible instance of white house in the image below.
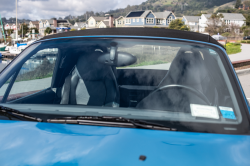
[97,21,109,28]
[199,13,246,33]
[198,14,212,33]
[87,15,114,28]
[87,16,106,28]
[4,23,17,30]
[115,16,125,27]
[218,13,246,27]
[182,16,200,32]
[72,22,88,30]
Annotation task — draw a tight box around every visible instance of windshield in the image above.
[0,38,248,134]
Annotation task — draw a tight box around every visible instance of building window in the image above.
[167,16,172,24]
[90,21,94,25]
[126,19,131,24]
[118,20,122,25]
[146,18,154,24]
[133,19,135,22]
[157,19,163,24]
[137,18,139,22]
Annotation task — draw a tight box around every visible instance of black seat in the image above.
[136,48,218,112]
[60,47,120,107]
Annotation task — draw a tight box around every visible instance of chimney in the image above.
[53,18,57,27]
[109,15,114,28]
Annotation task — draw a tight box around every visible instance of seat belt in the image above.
[60,74,72,105]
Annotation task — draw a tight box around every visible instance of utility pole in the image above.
[22,24,23,38]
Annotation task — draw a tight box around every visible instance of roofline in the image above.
[38,27,224,49]
[115,16,124,20]
[125,11,132,18]
[143,10,156,18]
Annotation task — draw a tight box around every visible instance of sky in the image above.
[0,0,146,20]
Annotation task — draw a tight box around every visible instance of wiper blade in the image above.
[0,106,43,122]
[47,116,177,131]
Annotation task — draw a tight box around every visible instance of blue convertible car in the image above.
[0,28,249,165]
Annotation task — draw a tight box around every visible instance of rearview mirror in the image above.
[98,43,137,67]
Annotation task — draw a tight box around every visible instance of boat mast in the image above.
[16,0,18,40]
[0,14,6,43]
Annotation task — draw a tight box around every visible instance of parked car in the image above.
[243,36,250,40]
[212,35,227,41]
[0,28,249,165]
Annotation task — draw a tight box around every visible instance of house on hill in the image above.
[115,16,125,27]
[239,4,250,10]
[198,14,212,33]
[182,16,200,32]
[124,10,176,28]
[87,15,114,28]
[198,13,246,33]
[97,21,110,28]
[39,19,71,36]
[87,16,106,28]
[29,21,39,29]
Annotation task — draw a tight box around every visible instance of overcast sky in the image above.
[0,0,146,20]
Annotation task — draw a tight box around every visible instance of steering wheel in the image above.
[143,84,211,106]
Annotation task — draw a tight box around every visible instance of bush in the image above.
[247,40,250,43]
[153,26,159,28]
[233,42,241,46]
[70,29,76,31]
[241,40,247,43]
[80,28,86,30]
[221,32,230,37]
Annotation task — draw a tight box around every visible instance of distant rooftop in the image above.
[219,13,246,20]
[126,11,145,17]
[184,16,200,22]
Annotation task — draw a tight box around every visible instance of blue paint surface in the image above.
[0,35,250,165]
[129,18,144,26]
[0,120,250,166]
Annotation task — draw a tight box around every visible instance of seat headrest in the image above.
[159,48,209,87]
[76,46,110,81]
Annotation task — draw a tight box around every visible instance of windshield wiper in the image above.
[0,106,43,122]
[47,116,177,131]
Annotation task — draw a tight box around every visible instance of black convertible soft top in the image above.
[40,28,225,49]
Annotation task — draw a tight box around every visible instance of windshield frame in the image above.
[0,36,249,134]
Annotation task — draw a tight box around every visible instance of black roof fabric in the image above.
[39,28,225,49]
[127,11,145,18]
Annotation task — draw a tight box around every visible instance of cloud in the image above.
[0,0,146,20]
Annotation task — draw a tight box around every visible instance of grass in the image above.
[128,60,168,67]
[226,42,242,55]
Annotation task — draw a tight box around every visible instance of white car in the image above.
[212,35,227,41]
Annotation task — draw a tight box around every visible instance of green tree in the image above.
[235,0,241,8]
[18,24,29,37]
[169,19,190,31]
[44,27,52,35]
[6,29,14,36]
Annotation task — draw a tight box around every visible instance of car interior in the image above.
[5,40,235,114]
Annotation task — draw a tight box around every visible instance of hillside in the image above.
[107,0,236,17]
[69,0,236,23]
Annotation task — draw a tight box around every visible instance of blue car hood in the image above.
[0,120,250,166]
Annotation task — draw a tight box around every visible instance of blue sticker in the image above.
[219,106,236,120]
